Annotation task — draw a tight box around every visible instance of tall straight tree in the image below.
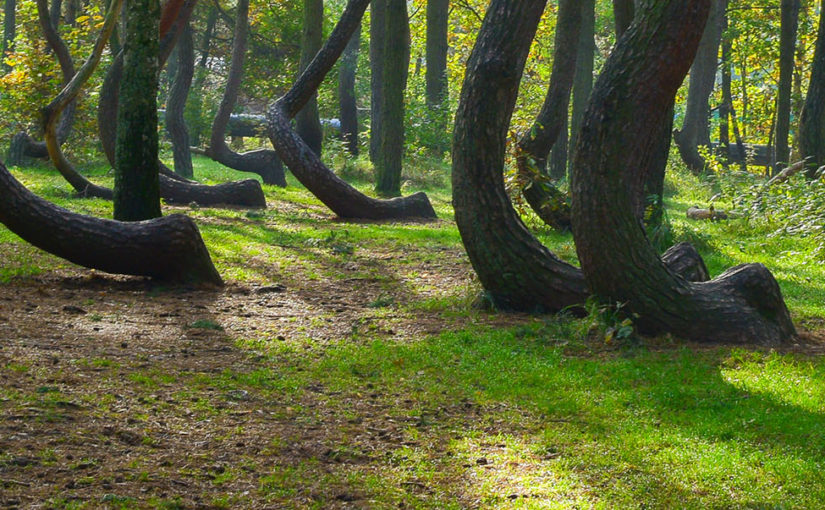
[799,0,825,178]
[296,0,323,156]
[369,0,386,163]
[2,0,14,73]
[375,0,409,197]
[775,0,801,173]
[568,0,594,169]
[114,0,161,221]
[338,22,360,155]
[165,23,194,179]
[673,0,723,174]
[425,0,448,154]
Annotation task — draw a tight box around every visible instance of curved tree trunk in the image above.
[570,0,795,345]
[95,1,267,208]
[775,0,801,174]
[266,0,436,220]
[7,0,76,165]
[374,0,409,197]
[296,0,324,156]
[672,0,723,174]
[369,0,385,163]
[0,161,222,285]
[166,22,194,179]
[516,0,580,231]
[799,0,825,178]
[338,22,360,156]
[206,0,285,186]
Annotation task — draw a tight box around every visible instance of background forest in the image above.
[1,0,825,508]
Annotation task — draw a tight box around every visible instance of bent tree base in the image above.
[0,161,222,285]
[570,0,795,345]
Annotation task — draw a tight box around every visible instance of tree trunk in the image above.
[673,0,723,174]
[516,0,580,231]
[266,0,436,220]
[612,0,634,36]
[338,22,360,156]
[166,22,194,179]
[375,0,409,197]
[425,0,448,154]
[570,0,795,345]
[369,0,385,163]
[0,161,222,285]
[114,0,162,221]
[568,0,594,172]
[206,0,286,186]
[187,5,217,146]
[799,0,825,178]
[2,0,15,74]
[775,0,801,173]
[549,114,568,180]
[295,0,323,156]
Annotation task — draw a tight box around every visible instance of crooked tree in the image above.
[570,0,795,344]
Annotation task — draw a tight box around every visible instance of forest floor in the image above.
[2,156,825,509]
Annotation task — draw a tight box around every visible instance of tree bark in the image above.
[612,0,634,36]
[295,0,324,156]
[266,0,436,220]
[799,0,825,178]
[0,161,222,285]
[374,0,409,197]
[775,0,801,173]
[672,0,723,174]
[516,0,580,231]
[369,0,385,163]
[2,0,15,74]
[114,0,162,221]
[338,22,360,155]
[570,0,795,345]
[166,22,194,179]
[206,0,286,187]
[425,0,448,154]
[568,0,594,171]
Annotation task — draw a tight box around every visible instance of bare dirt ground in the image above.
[0,248,536,509]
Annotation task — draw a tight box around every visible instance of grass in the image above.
[2,150,825,507]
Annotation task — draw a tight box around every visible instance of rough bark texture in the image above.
[673,0,723,174]
[369,0,385,163]
[266,0,436,220]
[661,242,710,283]
[114,0,162,221]
[338,23,360,155]
[166,22,194,179]
[568,0,594,170]
[570,0,795,345]
[452,0,588,312]
[799,0,825,178]
[612,0,634,36]
[375,0,409,197]
[2,0,15,73]
[775,0,800,173]
[0,161,222,285]
[295,0,324,156]
[549,114,568,180]
[516,0,580,231]
[206,0,285,186]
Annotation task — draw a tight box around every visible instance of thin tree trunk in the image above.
[369,0,385,163]
[673,0,723,174]
[775,0,800,173]
[166,22,194,179]
[266,0,436,220]
[338,22,360,155]
[375,0,409,197]
[516,0,580,231]
[2,0,15,74]
[187,5,217,146]
[568,0,594,169]
[721,3,748,171]
[425,0,448,154]
[296,0,323,156]
[799,0,825,178]
[570,0,795,345]
[206,0,286,186]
